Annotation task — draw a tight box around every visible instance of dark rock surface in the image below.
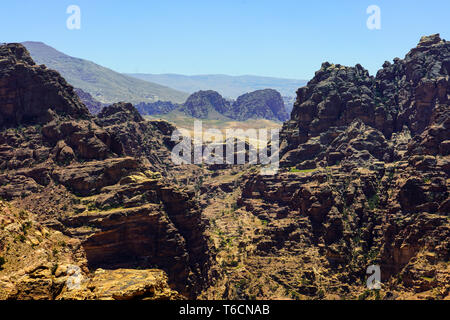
[74,88,105,115]
[177,89,288,121]
[178,90,232,119]
[136,100,179,116]
[231,89,289,121]
[0,43,89,127]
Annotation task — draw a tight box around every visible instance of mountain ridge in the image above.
[126,73,307,99]
[21,41,189,104]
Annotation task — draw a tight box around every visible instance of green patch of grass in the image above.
[289,167,317,173]
[421,276,434,282]
[367,194,379,210]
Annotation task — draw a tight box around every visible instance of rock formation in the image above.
[206,34,449,299]
[178,90,232,119]
[0,43,213,299]
[231,89,289,121]
[135,100,179,116]
[176,89,288,121]
[1,34,449,301]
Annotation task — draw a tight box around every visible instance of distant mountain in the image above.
[175,89,288,122]
[136,101,180,116]
[231,89,289,122]
[22,41,189,104]
[178,90,232,120]
[126,73,307,99]
[74,88,106,115]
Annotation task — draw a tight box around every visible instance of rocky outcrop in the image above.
[60,173,212,298]
[0,44,89,128]
[178,90,232,119]
[97,102,144,125]
[52,157,140,195]
[280,34,449,168]
[177,89,288,121]
[0,43,213,299]
[95,102,177,174]
[1,35,449,301]
[60,268,183,300]
[136,100,179,116]
[231,89,289,121]
[212,34,450,300]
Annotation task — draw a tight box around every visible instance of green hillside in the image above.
[22,41,189,104]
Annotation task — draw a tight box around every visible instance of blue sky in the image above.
[1,0,449,79]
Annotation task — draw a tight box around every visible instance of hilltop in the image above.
[21,41,189,104]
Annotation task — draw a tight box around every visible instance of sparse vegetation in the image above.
[289,167,316,173]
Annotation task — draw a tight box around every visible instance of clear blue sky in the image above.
[1,0,449,79]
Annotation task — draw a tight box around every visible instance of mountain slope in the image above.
[21,41,189,104]
[126,73,307,99]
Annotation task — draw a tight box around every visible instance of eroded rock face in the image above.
[179,90,232,119]
[211,34,449,299]
[0,43,213,299]
[61,174,212,298]
[1,35,449,301]
[95,102,177,174]
[177,89,288,121]
[280,34,449,168]
[0,44,89,128]
[231,89,289,121]
[97,102,144,125]
[60,268,183,300]
[52,157,140,195]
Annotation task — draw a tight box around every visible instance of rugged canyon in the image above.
[0,34,449,300]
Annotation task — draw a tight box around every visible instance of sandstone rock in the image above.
[61,269,182,300]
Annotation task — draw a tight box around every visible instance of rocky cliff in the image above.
[280,33,449,167]
[231,89,289,121]
[0,43,213,299]
[1,34,449,301]
[0,44,89,127]
[203,34,449,299]
[178,90,232,119]
[136,100,179,116]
